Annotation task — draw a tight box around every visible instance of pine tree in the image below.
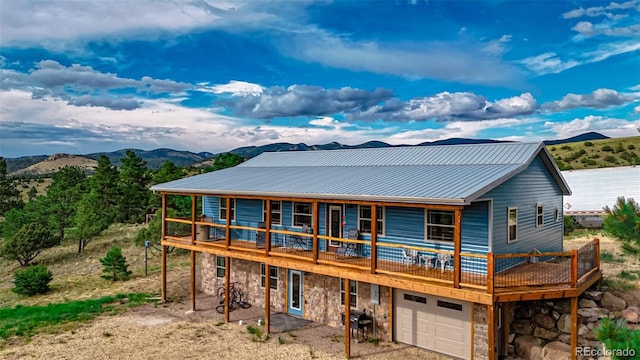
[71,191,110,253]
[604,196,640,261]
[118,150,150,223]
[0,157,23,214]
[45,166,87,239]
[90,155,120,223]
[99,246,132,281]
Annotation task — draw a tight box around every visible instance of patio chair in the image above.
[402,248,419,267]
[256,222,266,249]
[336,229,360,258]
[437,253,453,273]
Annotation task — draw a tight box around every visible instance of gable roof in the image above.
[151,142,571,205]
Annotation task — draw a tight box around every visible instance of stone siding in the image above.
[474,304,489,360]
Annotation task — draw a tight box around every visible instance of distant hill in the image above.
[6,132,632,176]
[544,132,609,146]
[547,135,639,170]
[11,154,98,177]
[84,148,215,169]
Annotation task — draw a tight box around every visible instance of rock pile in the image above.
[510,290,639,360]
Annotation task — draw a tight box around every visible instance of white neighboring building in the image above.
[562,166,640,216]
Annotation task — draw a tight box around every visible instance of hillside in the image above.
[547,136,640,170]
[11,154,98,177]
[85,148,215,169]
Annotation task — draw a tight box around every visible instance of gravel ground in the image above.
[0,294,450,360]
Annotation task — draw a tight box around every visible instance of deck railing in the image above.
[164,218,600,293]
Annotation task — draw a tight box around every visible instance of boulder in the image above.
[541,341,571,360]
[578,323,589,336]
[582,329,598,340]
[515,335,542,359]
[579,298,598,308]
[512,319,533,335]
[532,313,556,329]
[534,327,559,340]
[557,333,571,344]
[583,290,603,302]
[601,292,626,311]
[621,308,639,323]
[557,314,572,334]
[578,307,608,318]
[553,299,572,313]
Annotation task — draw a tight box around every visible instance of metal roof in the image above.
[562,166,640,215]
[151,142,570,205]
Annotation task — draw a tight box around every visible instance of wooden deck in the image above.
[163,235,601,303]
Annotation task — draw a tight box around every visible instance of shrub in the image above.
[604,197,640,261]
[561,145,572,150]
[604,155,618,163]
[1,223,60,266]
[594,318,640,359]
[100,246,132,281]
[628,144,636,150]
[602,145,614,152]
[584,141,593,146]
[563,216,577,235]
[13,264,53,296]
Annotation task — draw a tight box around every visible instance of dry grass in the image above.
[546,135,640,170]
[0,223,192,308]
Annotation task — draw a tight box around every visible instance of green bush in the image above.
[602,145,614,152]
[604,155,618,164]
[561,145,572,150]
[100,246,132,281]
[594,318,640,359]
[13,264,53,296]
[584,141,594,146]
[628,144,636,150]
[563,216,577,235]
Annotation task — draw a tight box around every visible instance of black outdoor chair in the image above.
[256,221,266,248]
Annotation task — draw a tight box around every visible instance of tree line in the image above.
[0,151,244,266]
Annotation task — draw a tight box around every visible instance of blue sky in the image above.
[1,0,639,158]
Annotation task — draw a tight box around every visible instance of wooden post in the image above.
[265,264,271,334]
[225,197,232,249]
[191,195,196,245]
[312,201,319,263]
[224,257,231,323]
[594,237,600,271]
[190,250,196,311]
[371,204,377,274]
[161,193,167,302]
[453,209,462,288]
[487,303,495,360]
[265,199,272,256]
[487,252,495,294]
[344,278,351,359]
[571,296,578,360]
[571,249,578,287]
[388,287,393,342]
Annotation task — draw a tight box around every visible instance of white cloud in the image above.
[543,88,637,111]
[562,0,639,19]
[544,115,640,139]
[519,52,580,75]
[634,105,640,113]
[200,80,265,96]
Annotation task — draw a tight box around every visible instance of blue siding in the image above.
[486,155,564,256]
[461,200,489,253]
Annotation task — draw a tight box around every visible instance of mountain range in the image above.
[3,132,611,175]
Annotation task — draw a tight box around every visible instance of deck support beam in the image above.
[501,302,510,356]
[265,264,271,334]
[313,201,319,263]
[571,296,578,360]
[487,303,495,360]
[344,277,351,359]
[190,250,196,311]
[371,205,377,274]
[453,209,462,288]
[224,257,231,323]
[161,193,167,302]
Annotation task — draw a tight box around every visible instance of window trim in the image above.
[358,205,385,236]
[260,263,278,290]
[219,198,236,221]
[263,200,282,226]
[215,256,225,278]
[425,209,455,243]
[508,207,518,243]
[292,201,313,228]
[536,203,544,227]
[340,279,357,308]
[554,207,560,223]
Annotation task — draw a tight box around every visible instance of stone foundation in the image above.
[200,254,391,340]
[474,304,489,360]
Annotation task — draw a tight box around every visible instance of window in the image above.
[554,207,560,223]
[216,256,225,278]
[263,200,282,226]
[508,207,518,243]
[536,203,544,227]
[260,264,278,289]
[437,300,463,311]
[358,205,384,235]
[426,210,454,242]
[404,294,426,304]
[219,198,235,221]
[340,279,357,307]
[293,202,312,227]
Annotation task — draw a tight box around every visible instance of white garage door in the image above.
[394,290,471,359]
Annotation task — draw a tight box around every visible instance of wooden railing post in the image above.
[191,195,196,245]
[344,277,351,359]
[453,209,462,288]
[571,249,578,287]
[225,197,231,249]
[161,193,167,302]
[265,199,272,256]
[594,237,600,272]
[487,252,495,294]
[313,202,319,263]
[371,204,377,274]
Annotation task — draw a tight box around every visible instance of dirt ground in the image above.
[0,229,636,360]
